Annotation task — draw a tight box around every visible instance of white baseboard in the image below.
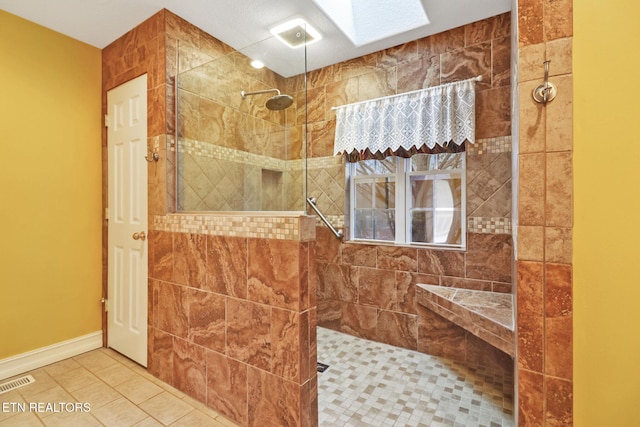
[0,331,103,380]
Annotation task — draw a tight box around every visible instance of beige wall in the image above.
[0,11,102,358]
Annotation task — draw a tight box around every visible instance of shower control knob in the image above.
[132,231,146,241]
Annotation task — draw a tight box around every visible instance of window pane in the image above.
[354,209,374,239]
[374,210,395,241]
[411,210,433,243]
[374,179,395,209]
[410,177,433,208]
[435,179,462,210]
[353,209,395,241]
[410,152,463,171]
[410,154,437,171]
[435,209,462,244]
[354,157,396,175]
[410,176,463,245]
[436,153,463,170]
[355,182,373,209]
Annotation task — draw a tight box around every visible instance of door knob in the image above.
[132,231,146,241]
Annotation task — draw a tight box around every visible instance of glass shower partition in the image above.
[176,35,307,213]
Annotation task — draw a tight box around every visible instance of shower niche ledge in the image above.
[416,284,515,357]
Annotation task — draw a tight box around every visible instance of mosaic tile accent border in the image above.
[468,217,513,234]
[152,213,316,241]
[178,138,287,171]
[177,138,344,172]
[467,135,512,156]
[307,155,344,170]
[313,214,345,230]
[317,216,512,236]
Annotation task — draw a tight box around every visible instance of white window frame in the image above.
[347,154,466,249]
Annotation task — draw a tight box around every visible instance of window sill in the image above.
[345,238,466,252]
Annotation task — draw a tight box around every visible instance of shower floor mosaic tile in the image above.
[317,327,514,427]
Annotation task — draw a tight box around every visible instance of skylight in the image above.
[312,0,429,47]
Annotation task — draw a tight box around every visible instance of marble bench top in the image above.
[416,284,515,357]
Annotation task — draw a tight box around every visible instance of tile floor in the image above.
[317,327,515,427]
[0,348,237,427]
[1,329,514,427]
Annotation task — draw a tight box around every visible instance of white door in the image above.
[107,74,148,366]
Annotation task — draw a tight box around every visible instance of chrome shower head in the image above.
[240,88,293,110]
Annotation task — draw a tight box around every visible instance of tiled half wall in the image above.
[147,220,318,427]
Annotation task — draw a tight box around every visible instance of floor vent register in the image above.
[0,375,35,395]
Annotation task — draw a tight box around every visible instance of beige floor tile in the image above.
[93,363,138,388]
[169,410,227,427]
[152,379,186,399]
[138,392,193,425]
[16,370,58,400]
[69,380,120,409]
[178,395,213,414]
[5,349,241,427]
[92,397,148,426]
[74,350,120,373]
[42,358,81,377]
[0,410,44,426]
[53,367,99,392]
[39,410,101,427]
[133,417,164,427]
[114,375,163,405]
[129,365,160,382]
[27,386,74,418]
[215,415,242,427]
[0,390,26,422]
[100,348,138,368]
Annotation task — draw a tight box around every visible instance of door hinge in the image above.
[104,207,109,221]
[104,114,109,128]
[101,298,108,312]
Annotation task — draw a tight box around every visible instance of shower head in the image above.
[265,94,294,110]
[240,88,294,111]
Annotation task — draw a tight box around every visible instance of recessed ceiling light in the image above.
[312,0,429,47]
[270,18,323,49]
[250,59,265,69]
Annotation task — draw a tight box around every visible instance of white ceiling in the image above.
[0,0,511,77]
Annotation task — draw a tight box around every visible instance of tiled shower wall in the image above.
[308,14,515,372]
[103,10,318,427]
[176,50,307,211]
[516,0,574,424]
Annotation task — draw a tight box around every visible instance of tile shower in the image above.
[100,8,533,427]
[311,14,515,374]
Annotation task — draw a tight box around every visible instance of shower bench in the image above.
[416,284,515,357]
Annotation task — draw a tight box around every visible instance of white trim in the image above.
[347,155,466,248]
[0,331,103,380]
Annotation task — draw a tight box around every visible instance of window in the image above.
[347,152,465,248]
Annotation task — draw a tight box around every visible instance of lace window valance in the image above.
[333,77,478,162]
